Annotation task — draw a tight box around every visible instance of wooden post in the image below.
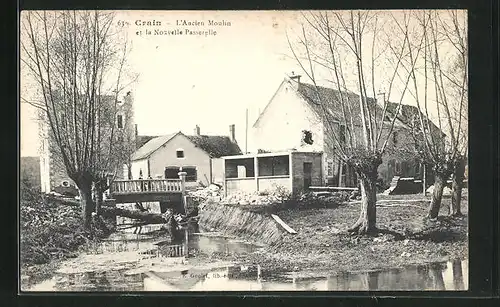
[178,171,187,214]
[254,156,259,193]
[289,153,293,195]
[245,108,249,153]
[338,160,344,187]
[222,159,227,198]
[184,228,189,258]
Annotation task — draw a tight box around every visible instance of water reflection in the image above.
[139,259,468,291]
[26,218,468,292]
[32,259,467,292]
[188,234,260,255]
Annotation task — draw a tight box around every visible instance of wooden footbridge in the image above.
[108,172,188,213]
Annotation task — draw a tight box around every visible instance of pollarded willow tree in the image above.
[21,10,138,229]
[394,10,468,218]
[288,10,430,234]
[383,11,468,218]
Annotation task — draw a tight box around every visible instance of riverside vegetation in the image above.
[20,179,116,289]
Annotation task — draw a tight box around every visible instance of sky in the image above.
[20,10,466,157]
[21,10,304,156]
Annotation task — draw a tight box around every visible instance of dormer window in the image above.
[117,114,124,129]
[176,149,185,158]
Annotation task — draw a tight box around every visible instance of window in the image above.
[258,156,290,176]
[327,161,334,177]
[61,180,70,187]
[395,161,401,174]
[176,149,185,158]
[117,114,123,129]
[184,167,197,182]
[339,125,346,144]
[341,163,347,175]
[164,166,197,182]
[302,130,314,145]
[225,158,255,178]
[392,131,398,145]
[415,163,421,175]
[165,167,179,179]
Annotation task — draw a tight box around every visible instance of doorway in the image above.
[303,162,312,189]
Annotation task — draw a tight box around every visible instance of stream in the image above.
[26,221,468,292]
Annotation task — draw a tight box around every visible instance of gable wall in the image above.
[253,80,325,153]
[147,134,212,187]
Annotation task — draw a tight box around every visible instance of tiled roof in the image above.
[136,135,157,149]
[131,133,178,161]
[385,102,443,136]
[131,132,242,161]
[187,135,242,158]
[296,82,397,127]
[296,82,445,136]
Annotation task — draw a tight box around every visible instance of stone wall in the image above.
[291,152,323,194]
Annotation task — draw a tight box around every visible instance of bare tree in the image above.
[288,10,426,234]
[395,10,467,219]
[21,11,137,229]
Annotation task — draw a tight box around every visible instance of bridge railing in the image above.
[111,179,183,194]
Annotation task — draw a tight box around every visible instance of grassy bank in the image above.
[197,193,468,275]
[20,181,114,290]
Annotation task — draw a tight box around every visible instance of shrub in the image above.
[280,190,350,210]
[20,179,112,267]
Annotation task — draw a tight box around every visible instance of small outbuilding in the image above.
[221,150,324,197]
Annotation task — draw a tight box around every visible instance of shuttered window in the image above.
[164,166,197,182]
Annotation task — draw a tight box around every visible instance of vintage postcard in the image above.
[20,10,468,292]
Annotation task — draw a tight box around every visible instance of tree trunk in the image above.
[450,158,466,216]
[78,183,94,230]
[427,174,446,219]
[430,267,445,290]
[95,187,104,215]
[44,194,172,226]
[127,164,133,180]
[367,271,379,291]
[452,259,465,290]
[422,163,427,196]
[349,171,377,234]
[100,207,170,224]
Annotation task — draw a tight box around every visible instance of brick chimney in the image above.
[229,124,236,143]
[289,71,301,90]
[194,125,200,136]
[376,92,386,106]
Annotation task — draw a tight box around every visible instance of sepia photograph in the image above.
[19,9,468,292]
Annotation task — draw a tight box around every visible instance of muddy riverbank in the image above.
[24,226,468,292]
[22,192,468,291]
[194,194,468,277]
[25,227,468,291]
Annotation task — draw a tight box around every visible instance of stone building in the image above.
[39,91,138,194]
[252,74,444,187]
